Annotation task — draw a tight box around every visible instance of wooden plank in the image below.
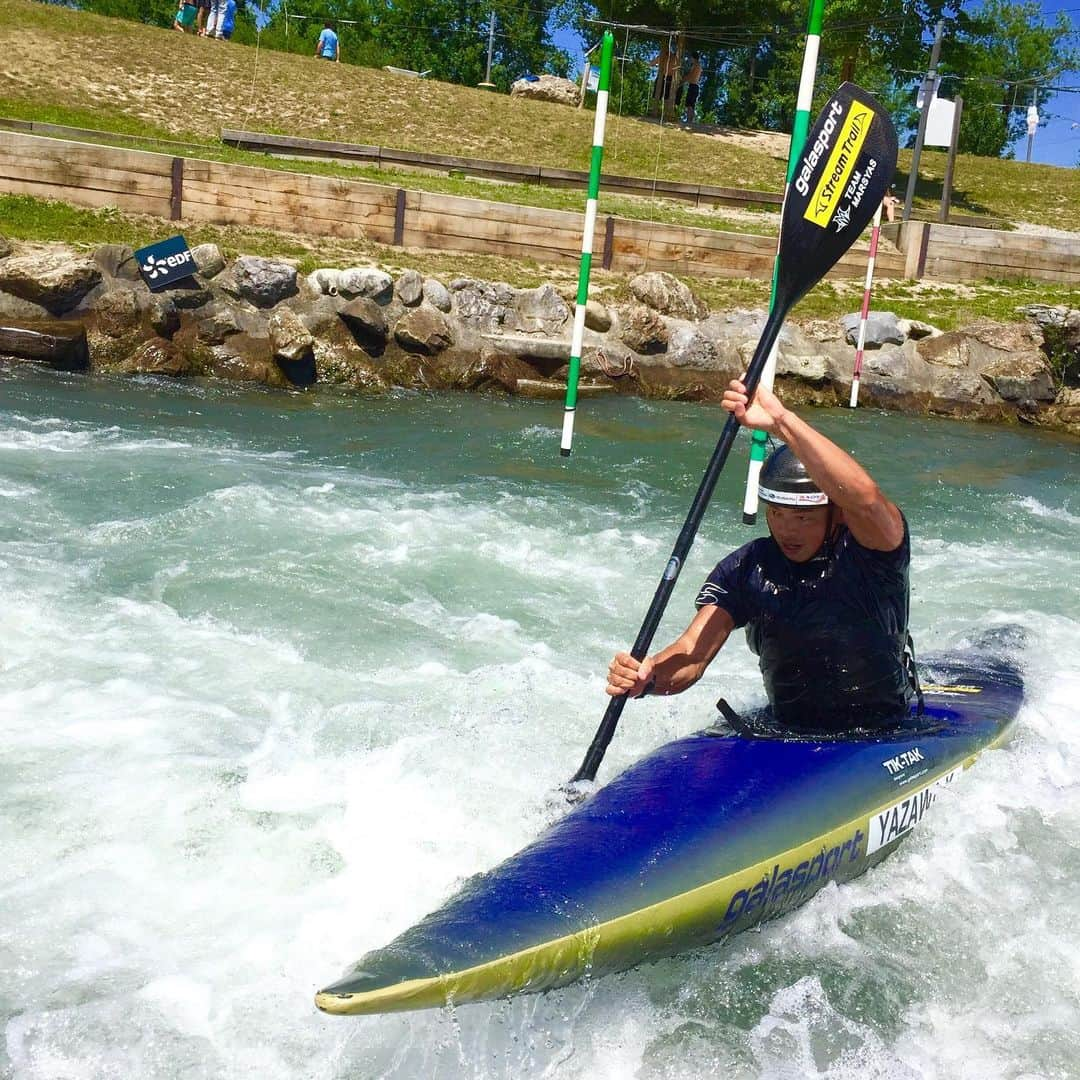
[220,128,381,159]
[0,131,176,176]
[181,161,397,208]
[379,146,542,181]
[411,189,585,230]
[400,228,581,264]
[393,188,406,245]
[183,201,392,241]
[927,226,1077,256]
[612,219,778,256]
[181,179,397,230]
[0,176,171,217]
[0,153,171,199]
[170,158,183,221]
[406,210,588,256]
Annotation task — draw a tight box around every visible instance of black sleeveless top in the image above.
[696,519,912,732]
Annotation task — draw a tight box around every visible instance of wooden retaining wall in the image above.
[9,129,1072,285]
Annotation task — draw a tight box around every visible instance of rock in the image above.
[162,279,214,310]
[1018,304,1079,347]
[512,285,570,334]
[190,243,226,279]
[269,308,316,387]
[395,269,424,306]
[925,364,999,406]
[337,267,393,302]
[394,305,454,355]
[916,332,972,368]
[665,325,718,369]
[339,297,388,353]
[221,256,298,308]
[584,300,611,333]
[307,268,341,297]
[0,252,102,314]
[776,350,829,383]
[0,292,51,321]
[199,334,282,386]
[961,317,1044,354]
[0,319,89,370]
[800,319,844,343]
[628,272,706,321]
[197,303,245,345]
[292,294,344,338]
[896,317,940,340]
[449,279,516,332]
[139,293,180,339]
[510,74,581,107]
[470,348,541,392]
[976,352,1056,403]
[1057,387,1080,407]
[422,278,452,312]
[90,289,141,338]
[841,310,904,348]
[617,303,668,354]
[117,337,192,377]
[0,235,12,259]
[92,244,140,281]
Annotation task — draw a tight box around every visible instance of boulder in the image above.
[338,267,393,302]
[896,317,940,340]
[584,300,611,333]
[776,350,829,384]
[221,256,298,308]
[629,272,707,321]
[841,310,904,348]
[665,325,719,369]
[617,303,668,354]
[510,74,581,107]
[916,332,973,368]
[800,318,844,343]
[161,279,214,310]
[92,244,140,281]
[0,252,102,314]
[422,278,452,313]
[449,279,516,332]
[0,235,12,259]
[0,319,89,370]
[339,297,388,353]
[961,317,1044,354]
[269,308,316,387]
[976,352,1056,403]
[0,292,51,322]
[395,269,424,306]
[394,305,454,355]
[117,337,192,377]
[307,268,342,297]
[90,289,141,338]
[137,293,180,339]
[190,243,226,279]
[196,303,245,345]
[512,284,570,334]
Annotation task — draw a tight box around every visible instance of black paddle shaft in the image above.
[569,83,899,785]
[570,313,784,783]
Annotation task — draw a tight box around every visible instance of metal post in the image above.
[479,12,495,88]
[902,19,944,222]
[939,95,963,223]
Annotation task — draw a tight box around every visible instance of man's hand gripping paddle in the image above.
[565,83,898,796]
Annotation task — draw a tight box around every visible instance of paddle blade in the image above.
[775,82,899,312]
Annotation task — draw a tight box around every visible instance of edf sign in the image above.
[135,235,196,291]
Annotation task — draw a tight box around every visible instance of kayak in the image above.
[315,649,1023,1016]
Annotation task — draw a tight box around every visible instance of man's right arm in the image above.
[606,605,735,698]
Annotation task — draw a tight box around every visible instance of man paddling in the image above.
[606,378,916,733]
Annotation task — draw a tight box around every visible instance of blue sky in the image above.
[554,2,1079,168]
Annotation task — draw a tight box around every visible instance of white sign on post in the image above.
[1027,105,1039,137]
[925,96,956,147]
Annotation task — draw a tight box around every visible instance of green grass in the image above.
[1,0,1077,231]
[5,192,1076,332]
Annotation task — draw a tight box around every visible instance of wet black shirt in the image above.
[696,519,912,732]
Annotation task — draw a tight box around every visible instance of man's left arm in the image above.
[723,380,904,552]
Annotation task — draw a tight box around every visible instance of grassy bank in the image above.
[3,193,1076,333]
[1,0,1078,231]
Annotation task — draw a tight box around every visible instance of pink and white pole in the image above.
[848,204,883,409]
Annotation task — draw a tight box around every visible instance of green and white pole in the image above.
[741,0,824,521]
[561,30,614,457]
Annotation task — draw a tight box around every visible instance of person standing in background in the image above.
[217,0,236,39]
[193,0,210,35]
[205,0,225,38]
[680,53,703,126]
[315,21,340,62]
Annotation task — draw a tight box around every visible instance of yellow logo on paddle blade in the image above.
[804,103,874,228]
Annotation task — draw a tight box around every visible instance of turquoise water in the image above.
[2,365,1078,1079]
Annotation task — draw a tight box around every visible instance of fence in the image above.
[6,129,1070,285]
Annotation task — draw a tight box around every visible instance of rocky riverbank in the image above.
[1,238,1077,437]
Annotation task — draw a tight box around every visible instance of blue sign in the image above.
[134,235,196,291]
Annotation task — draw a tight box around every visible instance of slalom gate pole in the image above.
[740,0,824,523]
[560,30,614,457]
[849,204,883,408]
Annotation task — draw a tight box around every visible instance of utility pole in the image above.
[1026,88,1039,163]
[479,12,496,88]
[902,19,944,222]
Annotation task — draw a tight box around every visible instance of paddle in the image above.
[567,83,898,789]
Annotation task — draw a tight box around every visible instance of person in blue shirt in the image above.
[606,377,915,734]
[315,22,340,62]
[217,0,236,39]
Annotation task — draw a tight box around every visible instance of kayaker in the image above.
[606,377,917,733]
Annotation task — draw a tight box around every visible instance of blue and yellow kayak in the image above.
[315,652,1023,1016]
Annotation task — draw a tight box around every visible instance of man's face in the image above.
[765,503,831,563]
